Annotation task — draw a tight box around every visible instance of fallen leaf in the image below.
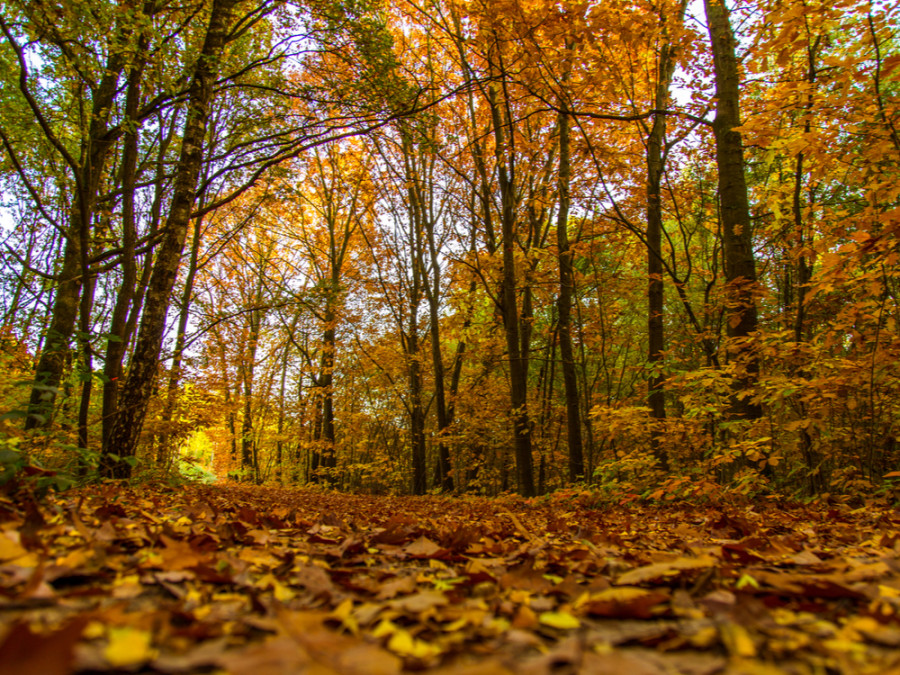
[538,611,580,630]
[580,586,669,619]
[404,536,445,558]
[617,555,718,586]
[104,627,154,668]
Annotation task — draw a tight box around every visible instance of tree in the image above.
[703,0,763,423]
[102,0,240,477]
[2,2,139,428]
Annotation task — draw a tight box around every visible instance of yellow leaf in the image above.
[104,627,153,668]
[372,619,398,639]
[330,598,359,635]
[387,629,441,658]
[538,611,580,630]
[880,585,900,599]
[258,573,295,601]
[719,623,756,658]
[689,626,718,648]
[0,533,27,561]
[84,621,106,640]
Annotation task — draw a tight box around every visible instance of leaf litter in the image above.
[0,484,899,674]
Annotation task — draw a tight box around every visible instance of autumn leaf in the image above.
[104,627,154,668]
[538,611,580,630]
[616,555,718,586]
[578,586,669,619]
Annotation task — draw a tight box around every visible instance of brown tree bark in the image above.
[644,3,684,473]
[424,215,454,493]
[102,0,238,477]
[488,82,536,498]
[704,0,762,422]
[555,102,585,482]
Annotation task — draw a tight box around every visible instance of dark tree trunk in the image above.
[645,6,683,473]
[240,307,261,479]
[556,102,585,483]
[704,0,762,422]
[408,326,427,495]
[489,85,536,498]
[102,0,237,477]
[76,272,97,451]
[275,340,290,484]
[424,216,454,493]
[158,205,207,468]
[320,320,337,475]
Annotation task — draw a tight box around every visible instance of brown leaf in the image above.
[616,555,717,586]
[581,587,669,619]
[375,574,418,600]
[157,534,206,570]
[389,590,448,614]
[404,536,445,558]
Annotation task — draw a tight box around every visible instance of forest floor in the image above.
[0,483,899,675]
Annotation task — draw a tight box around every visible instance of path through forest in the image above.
[1,484,899,674]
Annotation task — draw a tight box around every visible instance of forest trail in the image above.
[1,483,899,674]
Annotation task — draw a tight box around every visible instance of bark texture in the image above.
[704,0,762,421]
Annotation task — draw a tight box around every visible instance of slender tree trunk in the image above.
[157,205,207,467]
[276,340,290,484]
[489,84,536,498]
[102,0,237,477]
[556,102,585,483]
[408,324,427,495]
[417,156,453,492]
[320,319,337,475]
[425,252,453,492]
[645,6,683,473]
[704,0,762,422]
[241,308,261,478]
[76,272,97,451]
[102,54,144,450]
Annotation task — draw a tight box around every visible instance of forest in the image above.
[1,0,900,672]
[1,0,899,498]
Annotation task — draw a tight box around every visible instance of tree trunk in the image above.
[704,0,762,422]
[102,0,238,477]
[488,84,536,498]
[241,307,261,479]
[157,204,207,468]
[76,272,97,451]
[645,4,683,473]
[320,319,337,475]
[556,102,585,483]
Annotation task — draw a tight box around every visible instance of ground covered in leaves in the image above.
[1,484,900,674]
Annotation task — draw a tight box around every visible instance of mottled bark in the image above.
[704,0,762,421]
